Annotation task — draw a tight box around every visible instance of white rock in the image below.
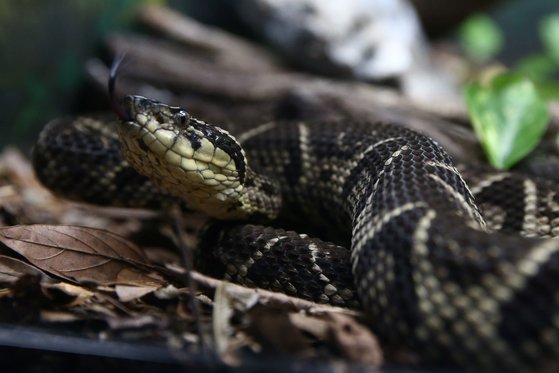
[236,0,428,80]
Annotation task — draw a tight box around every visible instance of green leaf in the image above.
[465,72,550,169]
[540,13,559,64]
[459,14,503,63]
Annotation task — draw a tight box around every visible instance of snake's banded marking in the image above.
[224,235,287,279]
[236,121,277,144]
[426,160,480,215]
[427,173,485,229]
[469,172,510,195]
[352,201,428,270]
[522,179,538,237]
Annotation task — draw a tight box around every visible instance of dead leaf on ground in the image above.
[0,225,168,287]
[320,313,383,367]
[247,306,316,357]
[213,281,261,365]
[290,312,383,366]
[210,279,381,367]
[0,254,46,283]
[105,314,164,330]
[40,310,82,323]
[116,284,160,302]
[42,282,95,307]
[115,267,167,302]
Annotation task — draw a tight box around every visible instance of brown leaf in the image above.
[116,267,165,287]
[247,306,316,357]
[0,254,46,283]
[0,225,165,286]
[114,268,166,302]
[41,310,81,323]
[289,312,383,367]
[115,284,160,302]
[213,281,260,365]
[324,313,383,367]
[288,312,330,337]
[42,282,95,307]
[106,315,162,330]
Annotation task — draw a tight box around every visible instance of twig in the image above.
[138,5,281,74]
[190,271,363,318]
[170,206,206,353]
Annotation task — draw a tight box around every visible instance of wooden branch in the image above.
[90,30,482,162]
[190,271,362,318]
[88,4,558,169]
[138,5,282,74]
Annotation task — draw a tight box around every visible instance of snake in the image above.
[31,66,559,371]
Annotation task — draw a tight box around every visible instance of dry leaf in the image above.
[0,225,165,286]
[0,255,46,283]
[115,285,160,302]
[153,284,181,300]
[289,312,383,367]
[213,281,260,364]
[246,306,316,357]
[106,315,162,330]
[41,310,81,323]
[84,302,120,319]
[324,313,383,367]
[288,312,330,337]
[42,282,95,307]
[116,268,165,287]
[114,268,166,302]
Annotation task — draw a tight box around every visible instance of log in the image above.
[86,5,558,169]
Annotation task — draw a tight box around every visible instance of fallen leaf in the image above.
[114,268,166,302]
[0,255,46,283]
[41,310,81,323]
[289,312,383,367]
[42,282,95,307]
[116,268,165,287]
[288,312,330,337]
[324,313,383,367]
[106,314,162,330]
[85,302,120,319]
[115,284,160,302]
[153,284,181,300]
[246,306,316,357]
[0,225,166,286]
[213,281,260,365]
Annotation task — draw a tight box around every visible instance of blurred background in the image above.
[0,0,557,148]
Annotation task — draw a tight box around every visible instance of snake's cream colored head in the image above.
[117,95,250,219]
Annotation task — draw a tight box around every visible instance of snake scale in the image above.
[32,74,559,370]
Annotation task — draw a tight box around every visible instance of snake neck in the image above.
[238,168,283,220]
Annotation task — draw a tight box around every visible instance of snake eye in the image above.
[176,110,187,125]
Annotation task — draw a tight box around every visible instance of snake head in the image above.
[117,95,251,219]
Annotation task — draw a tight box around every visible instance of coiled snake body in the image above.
[33,94,559,370]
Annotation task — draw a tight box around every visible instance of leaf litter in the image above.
[0,147,391,369]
